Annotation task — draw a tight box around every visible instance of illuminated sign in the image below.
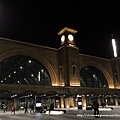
[78,102,82,105]
[36,103,41,107]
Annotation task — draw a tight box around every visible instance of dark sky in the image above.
[0,0,120,59]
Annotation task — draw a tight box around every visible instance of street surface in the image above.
[0,107,120,120]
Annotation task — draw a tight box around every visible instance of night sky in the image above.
[0,1,120,59]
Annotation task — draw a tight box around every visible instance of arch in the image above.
[80,62,114,88]
[0,49,57,86]
[80,66,108,88]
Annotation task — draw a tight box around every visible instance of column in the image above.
[14,97,18,110]
[110,97,113,104]
[65,97,69,108]
[115,98,118,105]
[60,97,64,108]
[82,97,86,110]
[105,98,108,105]
[69,97,74,107]
[97,97,101,106]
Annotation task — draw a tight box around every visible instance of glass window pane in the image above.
[0,55,51,85]
[80,66,108,88]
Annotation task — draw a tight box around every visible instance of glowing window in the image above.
[80,66,108,88]
[0,55,51,85]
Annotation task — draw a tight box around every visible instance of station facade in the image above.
[0,27,120,110]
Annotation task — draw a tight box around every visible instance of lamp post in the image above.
[112,34,120,84]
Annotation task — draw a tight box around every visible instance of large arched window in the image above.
[0,55,51,85]
[80,66,108,88]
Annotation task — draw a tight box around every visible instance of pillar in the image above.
[105,98,108,105]
[60,97,64,108]
[115,98,118,105]
[14,97,18,110]
[110,97,113,104]
[65,97,69,108]
[97,97,101,106]
[75,97,77,107]
[82,97,86,109]
[69,97,74,107]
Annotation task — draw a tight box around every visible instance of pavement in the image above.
[0,106,120,120]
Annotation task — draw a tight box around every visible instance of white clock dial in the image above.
[68,34,74,41]
[61,35,65,42]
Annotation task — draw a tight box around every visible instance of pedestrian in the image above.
[40,105,45,113]
[11,105,15,114]
[3,104,6,113]
[48,102,54,114]
[24,102,29,113]
[44,105,47,113]
[30,103,34,113]
[92,99,99,118]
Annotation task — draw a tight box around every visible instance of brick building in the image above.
[0,27,120,110]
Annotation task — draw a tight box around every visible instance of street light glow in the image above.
[112,39,117,57]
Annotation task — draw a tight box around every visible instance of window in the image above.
[59,65,62,78]
[80,66,108,88]
[0,55,51,85]
[72,64,76,77]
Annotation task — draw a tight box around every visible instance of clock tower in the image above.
[57,27,77,47]
[57,27,80,88]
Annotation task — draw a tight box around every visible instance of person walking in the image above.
[30,103,34,113]
[48,102,54,114]
[92,99,99,118]
[11,105,15,114]
[24,102,29,113]
[3,104,6,113]
[44,105,47,113]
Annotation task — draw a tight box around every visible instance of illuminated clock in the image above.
[61,35,65,42]
[68,34,74,41]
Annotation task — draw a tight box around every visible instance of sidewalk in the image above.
[0,108,120,120]
[0,105,120,113]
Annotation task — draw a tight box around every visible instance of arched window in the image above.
[80,66,108,88]
[0,55,51,85]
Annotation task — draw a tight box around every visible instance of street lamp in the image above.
[111,34,120,84]
[112,38,117,57]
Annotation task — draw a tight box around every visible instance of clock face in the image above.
[68,34,74,41]
[61,35,65,42]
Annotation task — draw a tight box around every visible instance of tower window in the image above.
[59,65,62,78]
[72,64,76,77]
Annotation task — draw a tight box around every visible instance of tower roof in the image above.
[57,27,78,35]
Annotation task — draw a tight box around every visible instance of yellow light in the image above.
[83,103,86,107]
[109,86,114,89]
[70,84,80,86]
[52,84,58,86]
[67,106,69,108]
[61,105,64,108]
